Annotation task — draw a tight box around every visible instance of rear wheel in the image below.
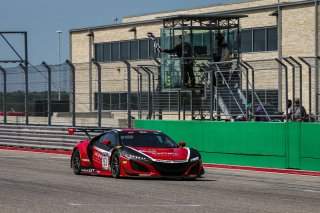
[71,149,82,175]
[111,151,121,178]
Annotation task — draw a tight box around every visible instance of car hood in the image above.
[128,147,189,161]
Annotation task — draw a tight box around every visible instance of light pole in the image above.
[56,30,62,101]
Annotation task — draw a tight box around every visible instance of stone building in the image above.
[69,0,320,120]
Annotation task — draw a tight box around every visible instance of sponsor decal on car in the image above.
[94,152,102,158]
[140,150,179,156]
[102,152,111,170]
[81,168,95,173]
[139,174,152,177]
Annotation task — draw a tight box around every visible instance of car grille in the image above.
[130,161,150,172]
[152,161,189,176]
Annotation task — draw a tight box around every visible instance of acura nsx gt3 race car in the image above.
[69,128,204,180]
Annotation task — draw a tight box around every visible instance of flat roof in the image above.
[69,19,160,32]
[157,14,248,21]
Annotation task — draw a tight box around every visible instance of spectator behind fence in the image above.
[292,98,307,122]
[284,99,293,121]
[160,35,195,87]
[220,43,230,62]
[218,43,232,84]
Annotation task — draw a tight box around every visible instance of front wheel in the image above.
[111,151,121,178]
[71,149,82,175]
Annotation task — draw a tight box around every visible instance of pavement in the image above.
[1,148,320,213]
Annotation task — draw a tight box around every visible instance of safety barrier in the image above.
[134,120,320,172]
[0,125,87,150]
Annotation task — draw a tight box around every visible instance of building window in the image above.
[253,28,266,52]
[241,26,277,53]
[130,41,138,60]
[267,27,277,51]
[139,39,149,59]
[95,44,103,62]
[94,37,160,62]
[240,29,253,53]
[111,43,120,61]
[120,41,129,60]
[103,43,111,61]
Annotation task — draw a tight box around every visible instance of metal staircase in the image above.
[196,61,247,120]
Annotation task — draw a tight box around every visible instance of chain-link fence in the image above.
[0,56,319,127]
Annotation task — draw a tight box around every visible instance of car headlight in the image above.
[190,156,200,162]
[123,153,149,161]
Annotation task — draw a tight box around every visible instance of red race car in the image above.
[69,128,204,180]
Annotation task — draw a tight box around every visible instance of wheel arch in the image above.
[70,141,90,168]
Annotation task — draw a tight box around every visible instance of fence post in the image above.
[132,67,142,119]
[239,61,249,120]
[289,57,303,121]
[316,56,320,120]
[122,60,132,128]
[19,63,28,125]
[0,66,7,124]
[152,57,162,120]
[139,66,152,119]
[243,61,254,120]
[92,60,102,128]
[42,62,52,126]
[143,66,156,119]
[283,57,296,108]
[299,57,312,119]
[275,58,288,122]
[65,60,76,127]
[178,90,181,120]
[214,67,219,120]
[210,69,214,121]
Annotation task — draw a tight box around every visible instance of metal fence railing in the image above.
[0,56,319,127]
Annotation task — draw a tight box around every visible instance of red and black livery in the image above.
[69,128,204,180]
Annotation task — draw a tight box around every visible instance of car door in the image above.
[92,131,117,170]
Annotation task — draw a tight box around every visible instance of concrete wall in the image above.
[135,119,320,172]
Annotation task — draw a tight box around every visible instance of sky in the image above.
[0,0,236,66]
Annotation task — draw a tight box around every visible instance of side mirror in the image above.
[68,128,75,135]
[103,140,111,146]
[178,142,186,147]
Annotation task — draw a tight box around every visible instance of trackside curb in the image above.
[203,163,320,177]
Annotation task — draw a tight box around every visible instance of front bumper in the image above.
[120,156,203,177]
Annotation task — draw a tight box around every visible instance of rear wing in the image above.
[68,127,112,140]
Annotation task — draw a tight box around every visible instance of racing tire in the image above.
[111,151,121,178]
[71,149,82,175]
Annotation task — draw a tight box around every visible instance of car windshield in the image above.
[119,132,178,148]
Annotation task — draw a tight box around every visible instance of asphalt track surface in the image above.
[1,149,320,213]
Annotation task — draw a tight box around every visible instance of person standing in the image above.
[292,98,307,122]
[220,43,230,62]
[284,99,293,121]
[160,35,195,87]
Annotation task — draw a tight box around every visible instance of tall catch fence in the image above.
[242,59,288,122]
[0,56,319,127]
[298,56,320,121]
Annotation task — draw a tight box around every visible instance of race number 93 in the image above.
[102,154,109,170]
